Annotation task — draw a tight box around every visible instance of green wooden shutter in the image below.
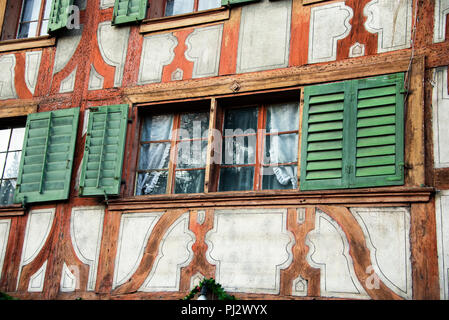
[48,0,74,33]
[79,104,128,196]
[222,0,260,6]
[14,108,80,204]
[112,0,147,25]
[300,81,351,191]
[349,73,405,188]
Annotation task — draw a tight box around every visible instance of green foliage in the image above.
[183,278,236,300]
[0,292,18,300]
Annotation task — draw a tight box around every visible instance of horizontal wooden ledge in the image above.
[0,36,55,52]
[124,52,419,104]
[0,204,25,216]
[107,186,434,211]
[140,8,230,34]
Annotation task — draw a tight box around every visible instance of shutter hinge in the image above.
[103,190,109,205]
[128,117,133,123]
[90,107,99,112]
[21,196,27,209]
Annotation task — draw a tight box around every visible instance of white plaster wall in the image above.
[205,209,294,294]
[0,54,18,100]
[70,206,105,291]
[113,212,163,289]
[17,208,55,291]
[0,219,11,281]
[236,0,291,73]
[25,51,42,95]
[434,0,449,43]
[351,207,412,299]
[138,33,178,85]
[140,212,195,292]
[436,190,449,300]
[308,2,353,64]
[432,66,449,168]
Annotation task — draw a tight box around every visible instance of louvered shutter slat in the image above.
[79,104,128,196]
[112,0,147,25]
[48,0,74,33]
[14,108,80,204]
[300,82,350,191]
[351,74,405,187]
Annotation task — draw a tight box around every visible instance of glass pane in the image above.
[3,152,21,179]
[9,128,25,151]
[262,165,298,190]
[175,170,205,194]
[165,0,194,16]
[0,153,6,179]
[223,107,258,133]
[43,0,51,19]
[264,133,298,164]
[266,102,299,133]
[0,180,16,206]
[198,0,221,11]
[141,114,173,142]
[21,0,42,22]
[139,143,171,170]
[178,112,209,140]
[0,129,11,152]
[40,19,49,36]
[222,135,256,165]
[218,166,254,191]
[136,171,168,195]
[176,140,208,169]
[17,22,38,39]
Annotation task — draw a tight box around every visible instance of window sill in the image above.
[302,0,329,5]
[139,7,230,34]
[107,186,434,212]
[0,35,55,53]
[0,204,25,217]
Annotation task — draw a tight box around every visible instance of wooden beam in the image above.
[125,52,415,104]
[0,101,37,118]
[0,36,55,53]
[0,0,7,36]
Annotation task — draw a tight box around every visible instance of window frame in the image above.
[0,0,55,52]
[16,0,51,40]
[0,119,26,207]
[215,101,301,192]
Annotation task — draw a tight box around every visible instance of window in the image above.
[136,111,210,195]
[163,0,221,17]
[1,0,51,41]
[218,102,299,192]
[17,0,51,39]
[0,126,25,205]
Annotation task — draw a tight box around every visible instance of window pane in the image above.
[0,130,11,152]
[176,140,208,169]
[9,128,25,151]
[198,0,221,11]
[0,180,16,205]
[264,133,298,164]
[223,107,258,132]
[18,22,38,38]
[136,171,168,195]
[178,112,209,140]
[141,114,173,141]
[40,19,49,36]
[222,135,256,165]
[139,143,171,170]
[43,0,51,19]
[175,170,205,194]
[262,165,298,190]
[21,0,42,22]
[3,152,21,179]
[218,166,254,191]
[0,153,6,179]
[165,0,195,16]
[266,102,299,133]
